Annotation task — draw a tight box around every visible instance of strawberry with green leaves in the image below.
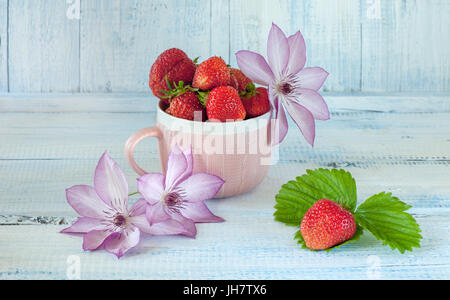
[193,57,231,91]
[240,84,270,118]
[160,80,205,121]
[149,48,196,102]
[275,169,422,253]
[204,86,246,122]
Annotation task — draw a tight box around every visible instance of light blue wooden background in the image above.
[0,0,449,94]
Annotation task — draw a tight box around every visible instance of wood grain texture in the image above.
[80,0,211,93]
[0,210,449,279]
[210,0,230,61]
[361,0,450,92]
[2,93,450,113]
[8,0,80,93]
[287,0,362,92]
[1,94,450,217]
[229,0,291,68]
[1,102,450,278]
[0,0,7,92]
[1,0,449,93]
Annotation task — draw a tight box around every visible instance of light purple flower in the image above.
[138,145,225,238]
[61,152,186,259]
[236,23,330,146]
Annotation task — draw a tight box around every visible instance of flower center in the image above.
[163,188,186,214]
[113,214,127,227]
[280,83,294,95]
[165,192,181,206]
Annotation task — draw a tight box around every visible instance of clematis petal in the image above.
[182,202,225,223]
[287,31,307,75]
[94,152,129,211]
[61,217,106,234]
[103,227,140,259]
[236,50,274,86]
[297,67,329,91]
[138,173,165,205]
[66,185,111,219]
[284,101,316,146]
[181,147,194,180]
[144,218,190,236]
[172,146,194,187]
[295,89,330,120]
[177,173,225,203]
[271,97,289,146]
[145,202,170,225]
[83,229,112,251]
[267,23,290,76]
[172,214,197,238]
[129,198,149,217]
[165,144,188,190]
[128,215,152,233]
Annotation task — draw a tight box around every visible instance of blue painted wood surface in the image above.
[8,0,80,92]
[0,93,449,279]
[0,0,7,92]
[0,0,448,93]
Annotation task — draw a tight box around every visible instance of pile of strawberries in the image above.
[149,48,270,122]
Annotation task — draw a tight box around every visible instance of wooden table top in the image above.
[1,93,449,279]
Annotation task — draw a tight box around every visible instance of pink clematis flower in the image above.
[61,152,186,259]
[236,23,330,146]
[138,145,225,238]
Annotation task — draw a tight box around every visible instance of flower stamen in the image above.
[163,187,187,214]
[112,214,127,228]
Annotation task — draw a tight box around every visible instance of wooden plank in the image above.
[0,0,7,92]
[80,0,211,93]
[0,93,159,113]
[1,157,450,216]
[1,93,449,113]
[361,0,450,92]
[0,105,450,216]
[229,0,292,69]
[210,0,230,62]
[290,0,362,92]
[0,209,448,279]
[1,108,450,162]
[8,0,80,93]
[1,0,448,94]
[229,0,362,92]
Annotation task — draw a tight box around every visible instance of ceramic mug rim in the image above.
[156,100,271,135]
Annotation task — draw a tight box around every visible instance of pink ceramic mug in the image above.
[125,101,273,198]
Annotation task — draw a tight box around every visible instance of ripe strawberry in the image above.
[300,199,357,250]
[241,85,270,118]
[149,48,196,101]
[230,68,252,92]
[206,86,246,122]
[193,57,231,90]
[160,81,205,121]
[168,91,205,121]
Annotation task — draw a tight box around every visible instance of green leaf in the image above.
[355,192,422,254]
[197,91,210,106]
[274,168,358,227]
[165,75,173,90]
[294,225,364,252]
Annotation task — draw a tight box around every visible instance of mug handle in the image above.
[125,126,163,176]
